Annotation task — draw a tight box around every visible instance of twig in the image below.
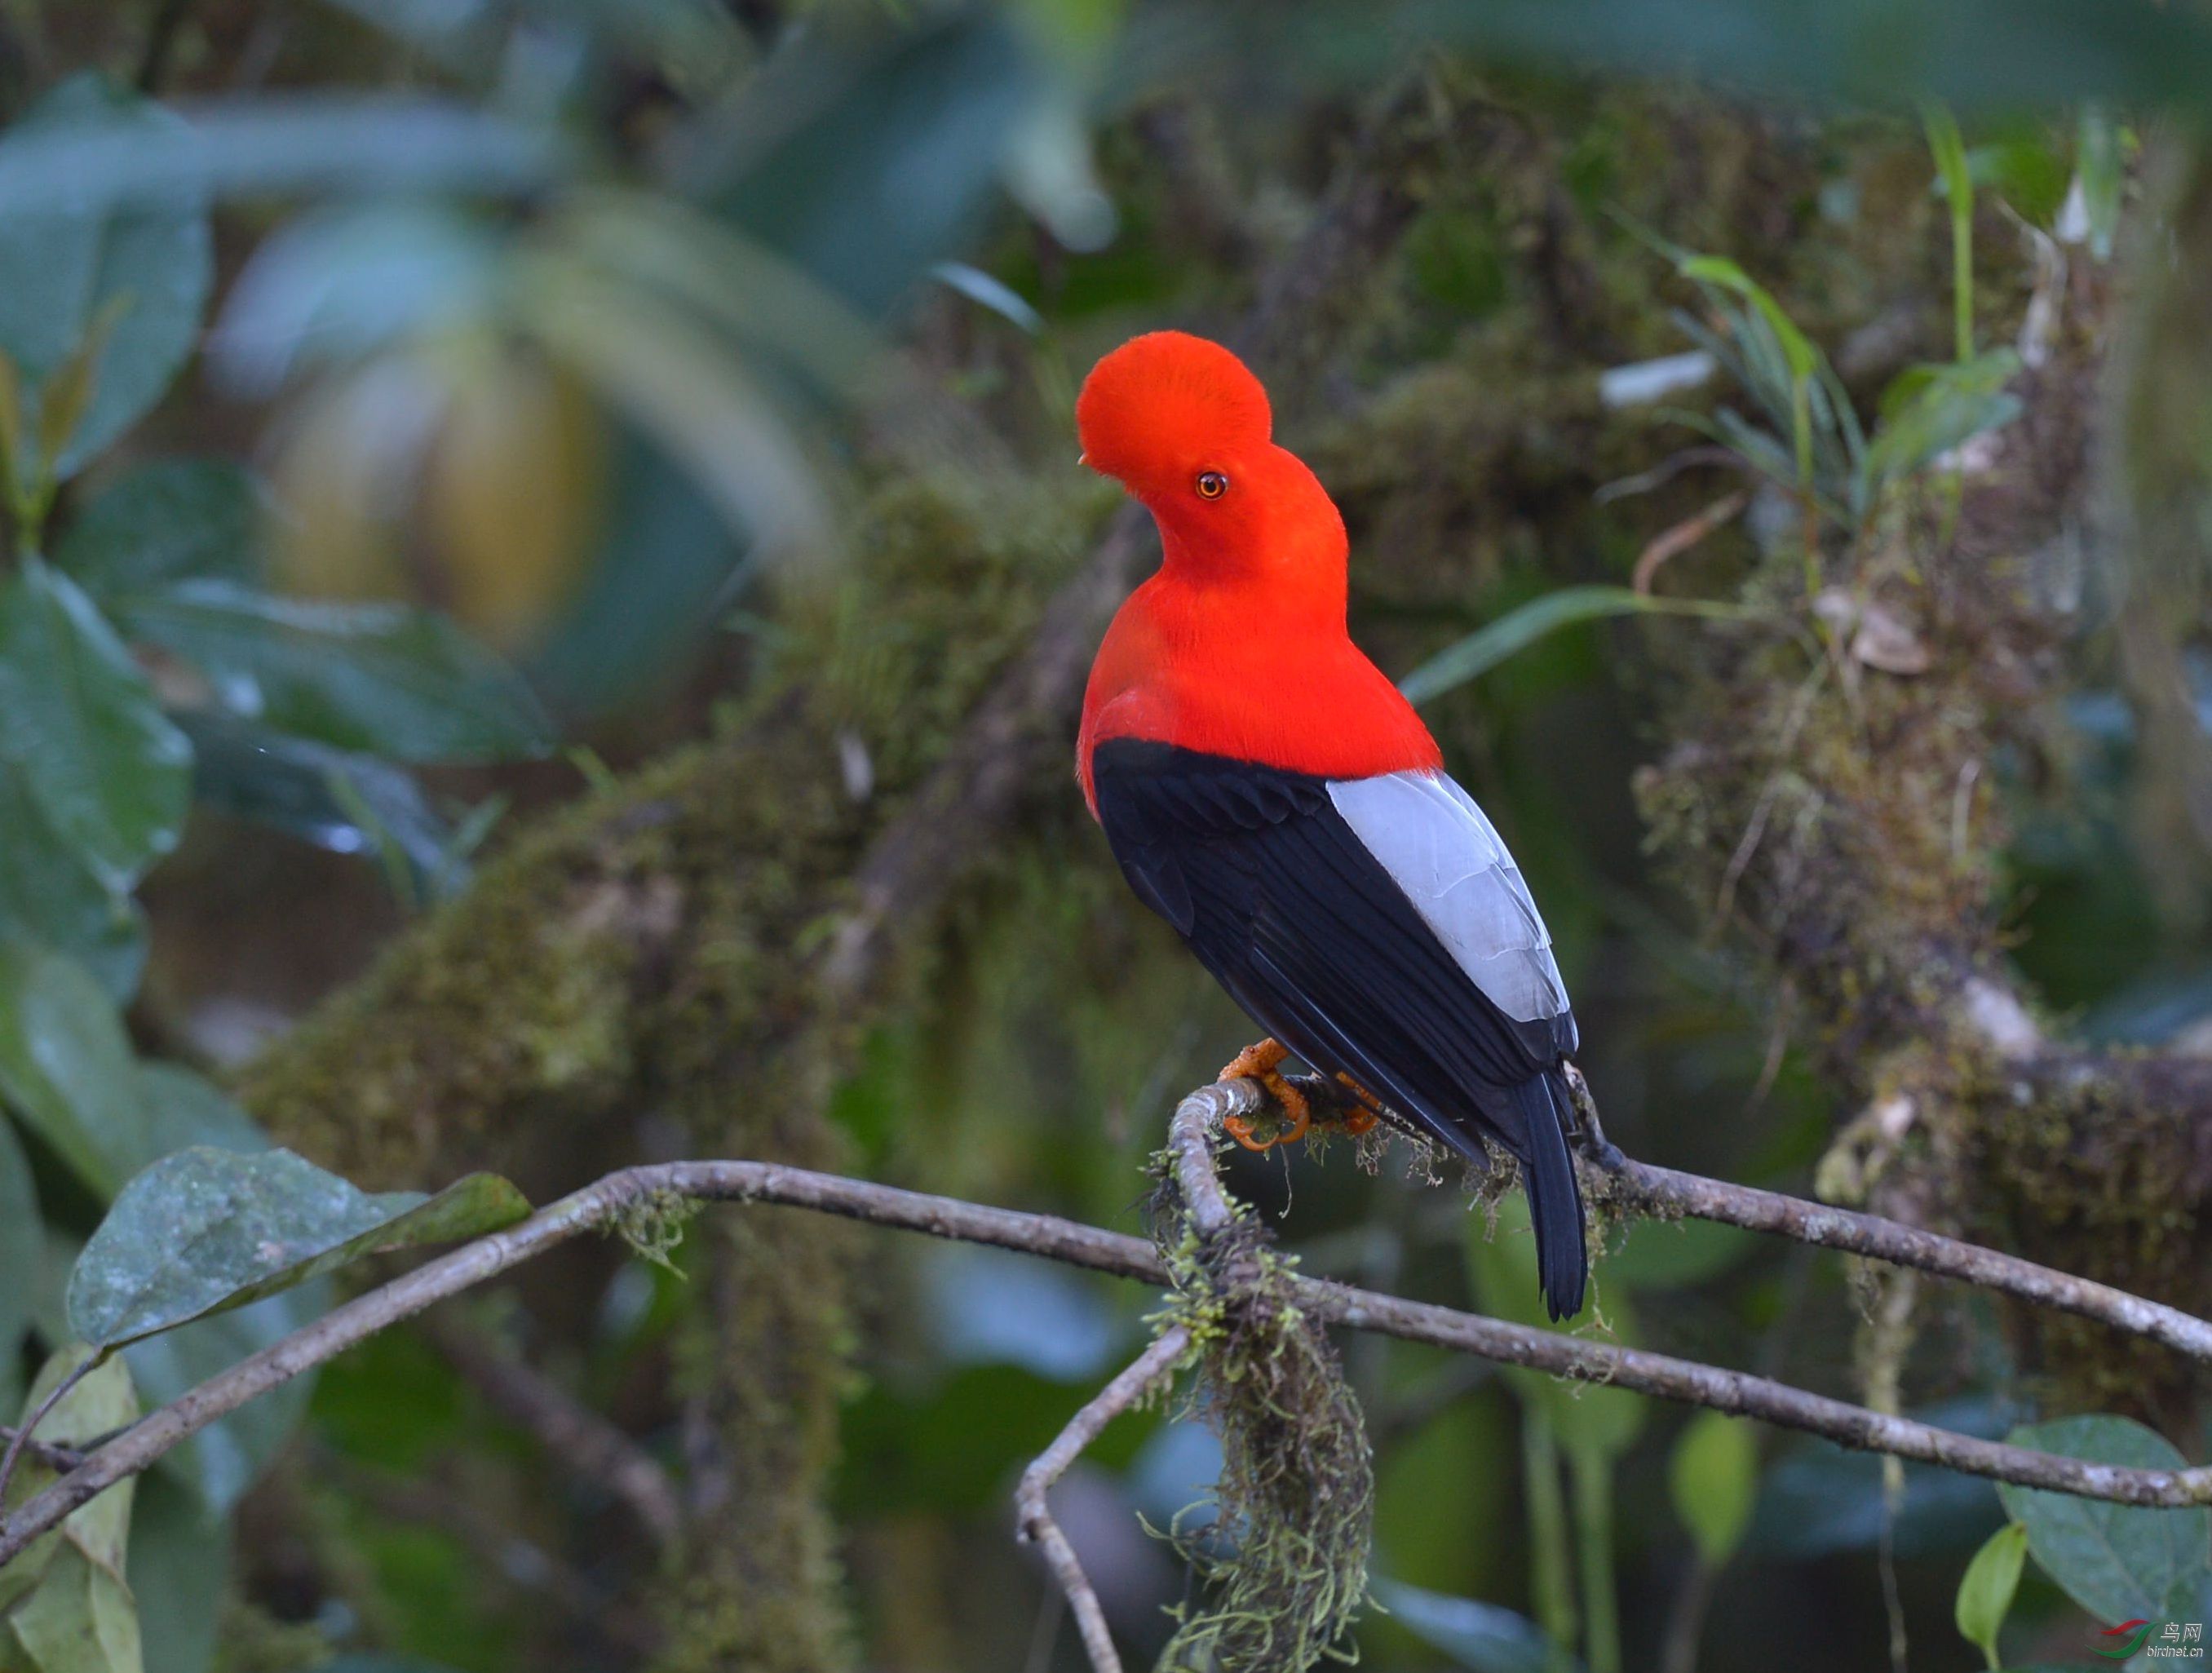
[0,1427,86,1476]
[1595,1152,2212,1362]
[10,1104,2212,1565]
[1659,1560,1719,1673]
[0,1357,95,1509]
[422,1315,684,1543]
[1168,1082,1244,1240]
[1015,1326,1192,1673]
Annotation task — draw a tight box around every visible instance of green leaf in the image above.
[55,459,262,596]
[694,12,1036,316]
[1861,352,2024,498]
[0,759,147,1002]
[1669,1410,1759,1568]
[1679,255,1817,383]
[1923,100,1977,362]
[931,261,1044,334]
[0,558,192,893]
[0,75,211,482]
[125,1475,227,1673]
[32,1212,304,1517]
[175,713,467,897]
[0,941,151,1197]
[1400,586,1751,706]
[2077,106,2124,262]
[210,201,503,396]
[115,582,553,763]
[20,1348,139,1552]
[1367,1578,1571,1673]
[1970,133,2073,228]
[1,1345,142,1625]
[1956,1521,2028,1670]
[0,96,568,221]
[536,189,878,401]
[68,1147,530,1352]
[0,1546,144,1673]
[516,263,830,563]
[1676,254,1824,484]
[0,1118,40,1401]
[526,427,743,716]
[1997,1415,2212,1626]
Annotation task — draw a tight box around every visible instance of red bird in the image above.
[1075,331,1587,1321]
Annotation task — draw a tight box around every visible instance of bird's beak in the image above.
[1077,451,1090,467]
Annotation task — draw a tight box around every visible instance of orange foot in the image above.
[1333,1073,1383,1136]
[1218,1038,1311,1151]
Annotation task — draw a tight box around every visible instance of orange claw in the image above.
[1222,1112,1272,1153]
[1218,1038,1311,1150]
[1334,1073,1383,1136]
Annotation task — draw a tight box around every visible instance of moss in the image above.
[1625,327,2212,1419]
[211,1601,331,1673]
[1147,1159,1375,1673]
[234,459,1097,1673]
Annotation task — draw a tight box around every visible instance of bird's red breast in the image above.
[1074,331,1440,812]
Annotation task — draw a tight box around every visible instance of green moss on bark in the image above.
[236,461,1093,1672]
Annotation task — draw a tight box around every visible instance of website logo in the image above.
[2098,1618,2206,1660]
[2099,1621,2157,1659]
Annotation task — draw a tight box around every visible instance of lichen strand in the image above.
[235,460,1092,1673]
[1148,1162,1375,1673]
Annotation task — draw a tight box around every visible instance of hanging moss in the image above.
[1146,1153,1375,1673]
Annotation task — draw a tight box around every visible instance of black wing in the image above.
[1092,737,1586,1318]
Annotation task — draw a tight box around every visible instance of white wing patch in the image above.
[1326,769,1569,1025]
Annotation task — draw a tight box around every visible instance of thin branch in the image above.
[422,1315,684,1544]
[1168,1082,1244,1240]
[0,1357,95,1508]
[9,1094,2212,1565]
[1015,1326,1191,1673]
[0,1427,86,1476]
[0,1162,1162,1566]
[1378,1063,2212,1364]
[1597,1150,2212,1361]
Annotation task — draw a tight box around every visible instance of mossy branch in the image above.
[1148,1087,1375,1672]
[11,1078,2212,1581]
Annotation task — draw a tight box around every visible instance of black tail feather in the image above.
[1514,1071,1587,1321]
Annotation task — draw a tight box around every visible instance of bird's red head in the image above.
[1073,330,1437,795]
[1076,331,1342,583]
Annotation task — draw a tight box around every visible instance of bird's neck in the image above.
[1078,556,1440,802]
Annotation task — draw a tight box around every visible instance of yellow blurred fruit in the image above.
[422,338,604,648]
[268,333,605,649]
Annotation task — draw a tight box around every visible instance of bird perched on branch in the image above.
[1075,330,1588,1321]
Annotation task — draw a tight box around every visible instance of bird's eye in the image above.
[1195,471,1228,500]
